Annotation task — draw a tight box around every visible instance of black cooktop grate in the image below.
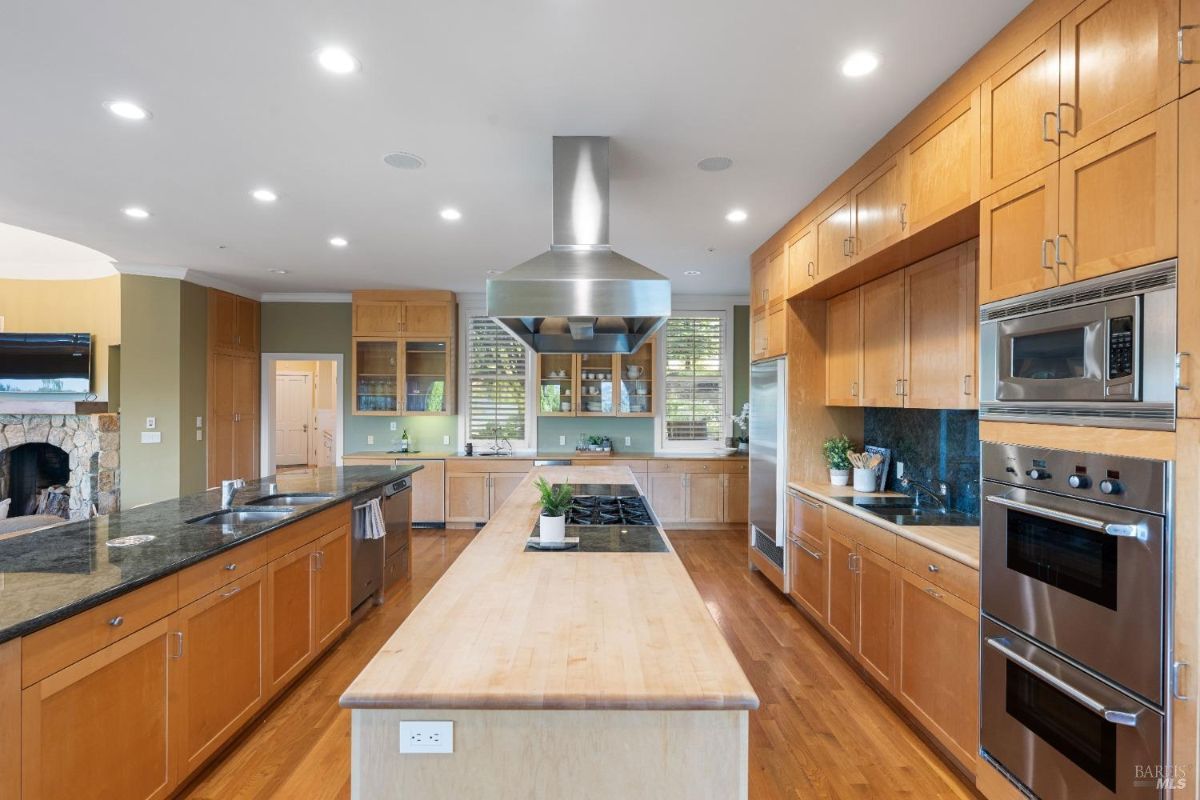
[564,494,655,526]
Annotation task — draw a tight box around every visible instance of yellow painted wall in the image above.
[0,275,121,399]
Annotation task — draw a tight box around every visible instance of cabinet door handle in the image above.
[1056,103,1073,136]
[1180,25,1198,64]
[108,615,124,627]
[170,631,185,659]
[963,374,973,396]
[924,586,944,600]
[1173,661,1192,701]
[1040,238,1055,270]
[1054,234,1067,266]
[221,585,242,599]
[1178,352,1193,391]
[901,378,908,396]
[894,379,902,396]
[927,563,940,574]
[898,202,907,229]
[850,381,858,398]
[842,237,850,257]
[224,562,238,571]
[807,260,814,279]
[793,539,822,561]
[1041,110,1058,143]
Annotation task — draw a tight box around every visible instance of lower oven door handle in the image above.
[985,636,1142,727]
[985,495,1147,541]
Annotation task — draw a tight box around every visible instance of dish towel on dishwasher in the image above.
[360,497,386,540]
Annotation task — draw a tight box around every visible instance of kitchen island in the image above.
[340,464,758,799]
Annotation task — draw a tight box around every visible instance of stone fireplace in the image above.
[0,413,120,520]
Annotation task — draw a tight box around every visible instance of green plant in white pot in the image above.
[822,435,854,486]
[535,477,573,543]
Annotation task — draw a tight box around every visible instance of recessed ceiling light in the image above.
[841,50,880,78]
[269,269,289,274]
[123,206,150,219]
[440,208,462,221]
[104,100,151,121]
[251,188,278,203]
[328,236,349,247]
[725,209,748,223]
[383,152,425,170]
[316,47,360,74]
[697,157,733,172]
[684,270,702,276]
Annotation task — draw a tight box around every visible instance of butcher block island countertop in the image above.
[341,464,756,710]
[340,465,757,800]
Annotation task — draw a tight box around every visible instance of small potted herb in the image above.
[534,477,573,543]
[822,435,854,486]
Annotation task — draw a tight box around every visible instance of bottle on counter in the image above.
[400,429,411,453]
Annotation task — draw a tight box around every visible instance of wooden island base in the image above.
[351,707,748,799]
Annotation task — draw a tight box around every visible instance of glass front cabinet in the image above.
[535,339,655,418]
[353,337,454,416]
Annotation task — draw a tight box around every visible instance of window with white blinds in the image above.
[662,314,726,447]
[466,316,528,443]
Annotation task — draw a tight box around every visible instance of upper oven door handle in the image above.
[985,636,1142,727]
[985,495,1147,540]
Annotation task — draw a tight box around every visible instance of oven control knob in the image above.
[1025,468,1051,480]
[1067,474,1091,490]
[1099,479,1122,495]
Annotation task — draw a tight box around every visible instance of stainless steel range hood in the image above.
[486,136,671,354]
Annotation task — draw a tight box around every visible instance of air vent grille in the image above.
[981,261,1176,323]
[753,529,784,569]
[980,404,1175,431]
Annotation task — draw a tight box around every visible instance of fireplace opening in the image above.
[4,443,70,518]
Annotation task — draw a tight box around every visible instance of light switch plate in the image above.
[145,417,156,430]
[398,720,453,754]
[196,416,203,428]
[559,435,566,446]
[141,431,162,444]
[443,435,450,445]
[390,421,397,431]
[195,430,203,441]
[624,436,631,447]
[367,435,375,445]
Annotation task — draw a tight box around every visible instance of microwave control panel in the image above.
[1107,315,1134,380]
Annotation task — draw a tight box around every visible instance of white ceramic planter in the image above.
[540,513,566,543]
[853,468,877,492]
[829,468,851,486]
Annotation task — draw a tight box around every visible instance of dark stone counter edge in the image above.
[0,465,423,645]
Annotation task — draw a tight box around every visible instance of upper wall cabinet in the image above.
[816,195,855,280]
[981,26,1062,196]
[858,272,906,408]
[766,247,787,309]
[904,90,980,236]
[209,289,259,356]
[979,166,1060,303]
[1057,0,1178,156]
[786,225,817,297]
[351,290,455,338]
[825,288,862,406]
[1180,91,1200,420]
[850,153,909,259]
[750,257,768,314]
[1184,0,1200,96]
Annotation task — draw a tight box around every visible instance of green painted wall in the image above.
[536,417,655,453]
[732,305,749,419]
[119,275,183,506]
[178,282,208,494]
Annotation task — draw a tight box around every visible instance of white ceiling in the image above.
[0,0,1026,297]
[0,222,116,280]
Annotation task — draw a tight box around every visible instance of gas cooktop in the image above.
[562,494,655,527]
[525,483,668,553]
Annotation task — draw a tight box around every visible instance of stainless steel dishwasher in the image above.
[351,476,412,610]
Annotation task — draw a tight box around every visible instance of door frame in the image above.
[260,353,344,477]
[274,370,314,467]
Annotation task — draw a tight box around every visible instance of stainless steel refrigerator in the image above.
[749,357,787,592]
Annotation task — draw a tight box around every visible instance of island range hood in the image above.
[486,136,671,354]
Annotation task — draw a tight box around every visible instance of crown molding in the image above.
[113,264,263,300]
[114,263,189,280]
[260,292,353,303]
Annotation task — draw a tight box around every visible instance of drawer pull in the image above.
[927,564,940,574]
[924,587,943,600]
[224,563,238,571]
[170,631,185,659]
[108,615,124,627]
[792,539,823,561]
[221,586,242,599]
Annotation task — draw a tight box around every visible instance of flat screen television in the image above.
[0,333,92,394]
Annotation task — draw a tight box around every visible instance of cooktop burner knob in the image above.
[1067,474,1091,490]
[1099,479,1122,495]
[1026,468,1051,480]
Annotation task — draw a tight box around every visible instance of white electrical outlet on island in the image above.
[398,721,453,754]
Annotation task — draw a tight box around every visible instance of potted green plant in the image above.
[534,477,573,543]
[822,435,854,486]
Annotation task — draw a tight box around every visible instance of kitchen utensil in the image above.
[625,365,644,379]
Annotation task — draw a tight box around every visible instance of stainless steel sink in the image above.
[246,493,335,507]
[852,497,978,527]
[188,509,294,526]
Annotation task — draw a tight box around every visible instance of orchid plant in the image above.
[731,402,750,443]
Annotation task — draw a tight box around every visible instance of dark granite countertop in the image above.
[0,465,422,644]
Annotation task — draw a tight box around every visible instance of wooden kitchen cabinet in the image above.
[489,474,526,514]
[266,542,316,696]
[897,569,979,772]
[722,473,748,525]
[751,311,768,362]
[789,535,826,621]
[766,247,787,308]
[537,353,579,416]
[402,300,455,337]
[351,291,456,338]
[904,90,980,236]
[209,289,259,356]
[208,350,259,486]
[1185,0,1200,96]
[766,307,786,360]
[1057,0,1178,156]
[445,472,489,526]
[353,338,401,415]
[855,547,898,690]
[684,473,723,524]
[412,460,446,523]
[1181,91,1200,419]
[825,288,861,406]
[904,245,977,409]
[786,225,818,297]
[0,639,17,800]
[22,620,175,800]
[1056,104,1178,286]
[313,525,351,652]
[353,301,401,337]
[578,353,617,416]
[979,165,1059,303]
[647,473,686,526]
[402,338,453,415]
[858,272,905,408]
[981,26,1061,195]
[617,340,655,416]
[825,528,857,652]
[750,258,768,314]
[168,567,266,779]
[816,195,855,279]
[850,152,909,259]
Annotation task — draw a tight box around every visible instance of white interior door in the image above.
[275,373,311,466]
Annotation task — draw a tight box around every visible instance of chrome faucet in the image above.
[221,478,246,510]
[899,476,949,511]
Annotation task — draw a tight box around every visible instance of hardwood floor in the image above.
[178,529,974,799]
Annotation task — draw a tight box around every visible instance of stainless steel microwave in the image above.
[980,260,1177,431]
